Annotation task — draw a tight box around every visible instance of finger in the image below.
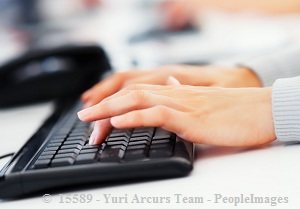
[166,76,181,86]
[78,91,187,122]
[110,105,183,134]
[123,73,166,86]
[81,74,124,106]
[100,84,174,103]
[89,119,112,145]
[81,71,147,107]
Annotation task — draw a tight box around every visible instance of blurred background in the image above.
[2,0,300,71]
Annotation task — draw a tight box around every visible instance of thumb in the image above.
[166,76,181,86]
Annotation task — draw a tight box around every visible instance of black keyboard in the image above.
[0,101,194,198]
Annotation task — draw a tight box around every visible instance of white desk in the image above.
[1,103,300,209]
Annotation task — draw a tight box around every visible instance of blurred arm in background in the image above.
[163,0,300,30]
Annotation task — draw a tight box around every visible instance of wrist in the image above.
[234,67,263,87]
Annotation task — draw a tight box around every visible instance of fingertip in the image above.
[82,102,94,109]
[77,108,90,121]
[81,91,90,101]
[110,116,123,127]
[166,76,181,86]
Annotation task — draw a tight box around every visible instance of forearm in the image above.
[240,46,300,86]
[272,76,300,142]
[189,0,300,14]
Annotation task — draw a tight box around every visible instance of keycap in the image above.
[106,140,128,146]
[50,138,65,143]
[38,155,53,160]
[111,129,131,134]
[51,158,74,167]
[63,140,85,146]
[124,145,148,160]
[54,152,77,159]
[149,143,173,158]
[131,132,153,138]
[33,159,51,169]
[81,144,100,150]
[66,136,87,141]
[41,150,56,156]
[128,140,149,146]
[99,147,124,161]
[129,136,151,142]
[151,139,171,144]
[132,127,154,133]
[80,148,98,154]
[57,148,80,155]
[109,131,131,138]
[60,144,82,150]
[107,136,129,142]
[75,153,97,164]
[44,146,59,152]
[153,128,172,140]
[46,142,62,147]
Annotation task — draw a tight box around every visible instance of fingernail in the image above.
[166,76,181,86]
[77,108,90,120]
[110,116,122,126]
[89,130,96,145]
[83,102,93,109]
[89,125,100,145]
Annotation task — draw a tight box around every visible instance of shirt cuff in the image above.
[272,76,300,141]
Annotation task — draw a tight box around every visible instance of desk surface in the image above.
[0,103,300,209]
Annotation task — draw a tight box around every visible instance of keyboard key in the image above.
[66,136,87,141]
[99,147,124,162]
[60,144,82,150]
[33,159,51,169]
[47,142,62,147]
[153,128,172,140]
[80,148,98,154]
[131,132,153,138]
[50,138,65,143]
[109,131,131,138]
[44,146,59,152]
[75,153,97,164]
[41,150,56,156]
[107,136,129,142]
[106,140,128,146]
[128,140,149,146]
[69,132,89,138]
[124,144,148,160]
[149,143,174,158]
[124,149,147,160]
[51,158,74,167]
[129,136,151,142]
[106,144,126,150]
[54,152,77,159]
[81,144,100,150]
[132,127,154,134]
[57,148,80,155]
[38,154,53,160]
[151,139,171,144]
[63,140,85,146]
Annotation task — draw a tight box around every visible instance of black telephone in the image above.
[0,45,111,107]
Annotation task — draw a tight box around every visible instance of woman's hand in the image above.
[81,65,262,107]
[78,84,275,147]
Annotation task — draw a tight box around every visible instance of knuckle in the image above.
[113,72,128,81]
[155,105,170,125]
[124,83,143,90]
[130,90,148,106]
